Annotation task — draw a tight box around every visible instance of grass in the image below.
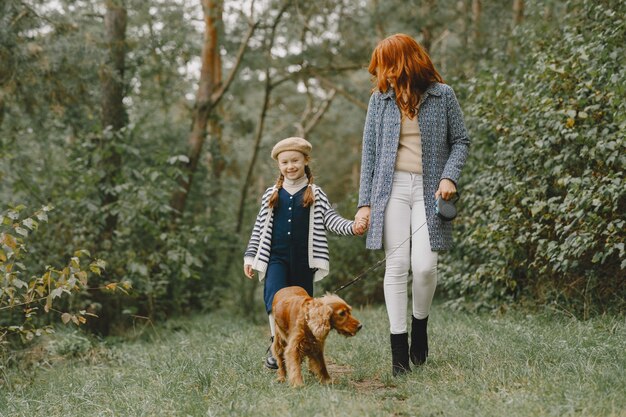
[0,304,624,417]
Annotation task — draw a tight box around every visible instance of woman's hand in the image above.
[435,179,457,200]
[244,264,254,279]
[355,206,371,235]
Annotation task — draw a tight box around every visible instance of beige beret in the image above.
[271,137,312,160]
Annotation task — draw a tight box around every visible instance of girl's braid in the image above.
[268,174,284,208]
[302,165,315,207]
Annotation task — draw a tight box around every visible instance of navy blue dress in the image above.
[264,186,315,313]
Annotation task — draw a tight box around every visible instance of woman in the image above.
[355,34,470,376]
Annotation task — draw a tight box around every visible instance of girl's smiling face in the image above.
[277,150,308,180]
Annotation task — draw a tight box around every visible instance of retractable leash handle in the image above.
[435,191,461,222]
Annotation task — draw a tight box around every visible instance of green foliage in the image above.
[0,205,110,344]
[1,0,623,337]
[441,0,626,316]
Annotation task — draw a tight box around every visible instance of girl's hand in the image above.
[244,264,254,279]
[355,206,371,229]
[353,218,368,235]
[435,179,457,201]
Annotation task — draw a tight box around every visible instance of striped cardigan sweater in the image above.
[244,184,355,282]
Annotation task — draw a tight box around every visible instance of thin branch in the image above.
[206,18,259,110]
[302,89,336,136]
[316,76,367,111]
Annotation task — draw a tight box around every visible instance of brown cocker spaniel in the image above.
[271,286,362,387]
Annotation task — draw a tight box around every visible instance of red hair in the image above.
[368,34,443,118]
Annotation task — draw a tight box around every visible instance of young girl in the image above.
[244,137,366,369]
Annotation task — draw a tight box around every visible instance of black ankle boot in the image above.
[264,336,278,370]
[390,333,411,376]
[410,315,429,365]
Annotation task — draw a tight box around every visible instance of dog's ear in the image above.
[307,300,332,340]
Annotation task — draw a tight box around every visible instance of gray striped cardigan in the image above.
[358,83,470,251]
[244,184,355,282]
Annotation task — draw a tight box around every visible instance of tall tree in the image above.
[471,0,482,45]
[513,0,525,26]
[99,0,127,239]
[169,0,257,217]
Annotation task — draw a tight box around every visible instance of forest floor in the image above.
[1,304,624,417]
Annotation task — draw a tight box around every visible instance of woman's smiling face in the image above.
[277,150,308,180]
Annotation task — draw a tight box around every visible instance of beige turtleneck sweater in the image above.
[395,114,423,174]
[282,175,309,195]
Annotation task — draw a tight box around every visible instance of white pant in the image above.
[383,171,438,334]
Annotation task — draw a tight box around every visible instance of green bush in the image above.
[440,0,625,317]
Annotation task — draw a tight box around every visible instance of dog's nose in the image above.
[357,323,363,331]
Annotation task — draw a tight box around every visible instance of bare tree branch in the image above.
[302,88,336,137]
[207,18,258,110]
[316,76,367,111]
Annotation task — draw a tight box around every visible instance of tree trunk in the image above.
[90,0,127,336]
[235,75,272,235]
[471,0,481,45]
[99,0,127,238]
[372,0,386,39]
[419,0,436,52]
[170,0,221,216]
[457,0,468,50]
[0,92,4,128]
[170,0,256,217]
[207,4,225,209]
[513,0,524,26]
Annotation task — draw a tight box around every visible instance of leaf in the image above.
[76,271,88,286]
[13,278,27,289]
[105,282,117,291]
[35,285,45,297]
[22,218,38,230]
[2,233,17,249]
[74,249,91,258]
[15,226,28,237]
[35,211,48,222]
[167,154,190,164]
[71,315,80,325]
[61,313,72,324]
[0,249,6,262]
[51,287,64,299]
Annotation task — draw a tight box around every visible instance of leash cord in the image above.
[334,220,427,293]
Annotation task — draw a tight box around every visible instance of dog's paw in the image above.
[320,376,334,385]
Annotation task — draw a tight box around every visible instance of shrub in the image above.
[440,0,625,317]
[0,205,116,346]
